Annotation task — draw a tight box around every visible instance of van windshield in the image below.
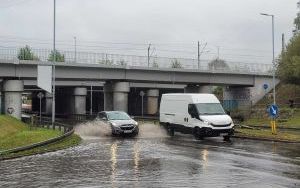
[195,103,225,115]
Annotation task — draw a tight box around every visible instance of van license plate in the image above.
[124,130,132,133]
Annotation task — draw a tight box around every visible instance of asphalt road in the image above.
[0,123,299,188]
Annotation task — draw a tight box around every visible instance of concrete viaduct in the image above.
[0,59,276,119]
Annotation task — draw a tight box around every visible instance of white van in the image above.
[159,93,234,140]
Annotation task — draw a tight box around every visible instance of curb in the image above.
[0,128,75,155]
[232,135,300,143]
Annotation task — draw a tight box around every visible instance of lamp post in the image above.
[52,0,56,126]
[260,13,276,105]
[74,36,77,63]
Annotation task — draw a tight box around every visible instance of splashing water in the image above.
[75,119,168,139]
[75,120,112,138]
[137,121,168,138]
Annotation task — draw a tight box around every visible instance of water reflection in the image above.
[110,142,118,188]
[133,141,140,187]
[201,149,209,171]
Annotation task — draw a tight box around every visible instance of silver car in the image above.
[97,111,139,136]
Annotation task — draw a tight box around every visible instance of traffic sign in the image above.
[139,91,145,97]
[263,83,268,90]
[37,92,45,99]
[268,104,279,118]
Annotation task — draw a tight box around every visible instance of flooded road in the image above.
[0,123,300,188]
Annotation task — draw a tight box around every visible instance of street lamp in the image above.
[74,36,77,63]
[260,13,276,105]
[52,0,56,126]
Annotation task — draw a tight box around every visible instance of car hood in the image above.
[109,119,137,126]
[199,114,232,125]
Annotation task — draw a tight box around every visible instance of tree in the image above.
[213,86,223,100]
[294,1,300,32]
[17,45,39,60]
[170,59,182,68]
[277,35,300,85]
[48,50,65,62]
[208,58,229,70]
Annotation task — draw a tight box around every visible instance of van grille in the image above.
[211,123,231,127]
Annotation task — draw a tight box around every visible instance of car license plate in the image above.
[124,130,132,133]
[220,133,228,136]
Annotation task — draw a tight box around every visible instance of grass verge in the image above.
[0,115,62,150]
[0,115,82,160]
[235,128,300,142]
[243,109,300,129]
[0,134,81,160]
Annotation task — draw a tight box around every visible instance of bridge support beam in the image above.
[147,89,159,115]
[113,82,130,112]
[3,80,24,119]
[184,85,212,93]
[45,92,53,115]
[104,82,113,111]
[223,86,251,110]
[72,87,87,115]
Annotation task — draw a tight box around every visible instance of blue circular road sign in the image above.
[263,84,268,90]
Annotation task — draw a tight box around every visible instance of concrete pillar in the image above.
[104,82,113,111]
[223,86,251,110]
[3,80,24,119]
[147,89,159,115]
[73,87,87,114]
[45,92,53,115]
[184,85,212,93]
[113,82,130,112]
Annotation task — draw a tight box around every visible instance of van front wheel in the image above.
[223,135,231,142]
[193,127,203,140]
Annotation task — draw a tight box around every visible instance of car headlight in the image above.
[111,122,117,126]
[133,121,138,126]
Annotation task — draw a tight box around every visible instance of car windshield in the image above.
[107,111,131,120]
[195,103,226,115]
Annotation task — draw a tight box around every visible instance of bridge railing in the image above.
[0,47,273,75]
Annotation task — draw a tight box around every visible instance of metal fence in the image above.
[0,47,273,75]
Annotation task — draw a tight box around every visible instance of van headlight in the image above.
[203,120,211,125]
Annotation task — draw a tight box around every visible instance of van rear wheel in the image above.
[166,124,175,136]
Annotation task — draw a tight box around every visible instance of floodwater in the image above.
[0,122,300,188]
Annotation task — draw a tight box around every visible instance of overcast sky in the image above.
[0,0,298,64]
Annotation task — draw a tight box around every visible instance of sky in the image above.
[0,0,299,64]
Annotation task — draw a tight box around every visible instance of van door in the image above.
[187,104,201,128]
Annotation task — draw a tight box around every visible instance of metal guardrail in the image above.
[0,47,273,75]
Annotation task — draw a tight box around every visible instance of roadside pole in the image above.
[140,91,145,118]
[268,104,278,134]
[37,92,44,124]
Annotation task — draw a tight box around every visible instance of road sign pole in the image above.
[40,97,42,123]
